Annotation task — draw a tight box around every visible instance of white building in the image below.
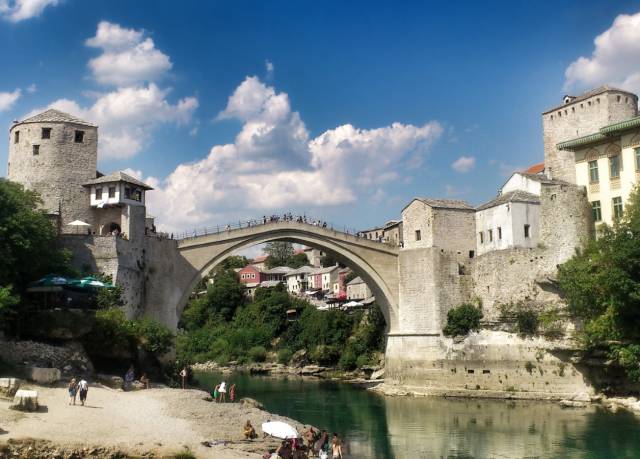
[285,266,314,294]
[346,276,372,301]
[263,266,294,282]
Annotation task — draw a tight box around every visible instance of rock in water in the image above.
[11,389,38,411]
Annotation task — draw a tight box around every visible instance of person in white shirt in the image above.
[78,379,89,406]
[218,381,227,403]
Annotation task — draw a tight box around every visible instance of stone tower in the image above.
[542,86,637,183]
[8,109,98,233]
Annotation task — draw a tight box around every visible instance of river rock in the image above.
[11,389,38,411]
[300,365,325,375]
[370,368,385,381]
[240,397,264,410]
[571,392,592,403]
[0,377,22,398]
[290,350,308,367]
[27,367,61,384]
[559,399,586,408]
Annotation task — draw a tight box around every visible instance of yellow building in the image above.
[558,116,640,229]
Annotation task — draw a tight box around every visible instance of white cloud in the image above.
[86,21,172,86]
[0,0,59,22]
[565,11,640,95]
[451,155,475,173]
[146,76,443,231]
[28,84,198,159]
[26,83,36,93]
[0,88,20,111]
[265,60,274,78]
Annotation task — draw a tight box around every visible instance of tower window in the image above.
[612,197,623,220]
[498,227,502,240]
[617,95,621,102]
[588,160,599,183]
[32,144,39,156]
[14,131,19,144]
[609,155,621,179]
[108,186,116,198]
[124,186,131,199]
[41,128,51,139]
[591,201,602,222]
[74,130,85,143]
[479,231,484,244]
[524,224,530,238]
[488,229,493,242]
[415,230,421,241]
[95,187,103,200]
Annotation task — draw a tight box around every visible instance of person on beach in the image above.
[124,365,135,391]
[180,367,188,389]
[140,373,149,389]
[230,383,236,402]
[276,440,292,459]
[78,378,89,406]
[304,427,316,456]
[314,431,329,457]
[68,378,77,405]
[218,381,227,402]
[212,384,220,402]
[330,433,342,459]
[243,420,257,440]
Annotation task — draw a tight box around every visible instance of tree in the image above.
[264,242,294,268]
[287,253,309,269]
[558,186,640,381]
[0,180,71,291]
[320,253,340,268]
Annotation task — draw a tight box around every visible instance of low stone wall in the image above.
[0,339,93,378]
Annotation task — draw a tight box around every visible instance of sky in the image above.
[1,0,640,235]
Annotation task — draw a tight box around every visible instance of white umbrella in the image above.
[67,220,90,234]
[261,421,298,439]
[343,301,363,308]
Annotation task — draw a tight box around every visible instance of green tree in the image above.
[558,186,640,381]
[0,180,71,291]
[287,252,309,269]
[264,242,294,267]
[0,286,19,331]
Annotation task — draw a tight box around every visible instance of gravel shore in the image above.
[0,383,309,458]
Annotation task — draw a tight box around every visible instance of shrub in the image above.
[338,347,357,370]
[443,303,483,336]
[173,448,196,459]
[356,354,371,368]
[311,345,339,365]
[248,345,267,362]
[134,317,174,354]
[516,310,539,336]
[277,348,293,364]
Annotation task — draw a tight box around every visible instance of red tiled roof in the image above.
[252,255,268,262]
[524,162,544,174]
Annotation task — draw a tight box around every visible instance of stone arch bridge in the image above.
[143,221,400,331]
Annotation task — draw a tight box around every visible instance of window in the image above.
[479,231,484,244]
[488,229,493,242]
[609,155,621,179]
[131,188,142,202]
[524,224,530,238]
[635,147,640,171]
[415,230,421,241]
[498,227,502,240]
[108,186,116,198]
[95,188,103,200]
[612,197,623,220]
[617,95,622,102]
[41,128,51,139]
[14,131,19,144]
[124,187,131,199]
[74,130,85,143]
[251,273,256,279]
[588,160,599,183]
[32,144,39,156]
[591,201,602,222]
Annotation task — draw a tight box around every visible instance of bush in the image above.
[311,344,339,365]
[248,345,267,362]
[338,347,357,370]
[134,317,174,354]
[277,348,293,364]
[516,310,539,336]
[356,354,371,368]
[443,302,483,336]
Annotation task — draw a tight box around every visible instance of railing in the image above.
[171,215,372,242]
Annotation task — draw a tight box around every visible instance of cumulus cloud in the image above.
[565,11,640,95]
[28,84,198,159]
[451,155,475,173]
[146,76,443,231]
[86,21,172,86]
[0,89,20,111]
[0,0,58,22]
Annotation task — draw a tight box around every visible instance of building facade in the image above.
[347,276,373,300]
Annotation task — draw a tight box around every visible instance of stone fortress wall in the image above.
[8,119,98,232]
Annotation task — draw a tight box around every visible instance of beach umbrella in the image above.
[67,219,91,234]
[261,421,298,439]
[70,276,114,290]
[28,274,71,288]
[343,301,363,308]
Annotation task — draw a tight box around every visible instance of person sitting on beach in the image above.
[276,440,292,459]
[140,373,149,389]
[244,420,257,440]
[304,427,316,456]
[124,365,135,391]
[68,378,78,405]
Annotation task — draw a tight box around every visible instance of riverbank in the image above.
[0,383,309,458]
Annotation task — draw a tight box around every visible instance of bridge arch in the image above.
[173,222,400,332]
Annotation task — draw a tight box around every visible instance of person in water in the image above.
[330,433,342,459]
[243,420,257,440]
[68,378,77,405]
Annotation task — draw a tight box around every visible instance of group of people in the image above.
[124,365,149,390]
[261,428,343,459]
[211,380,236,402]
[67,378,89,406]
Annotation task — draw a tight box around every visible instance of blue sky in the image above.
[1,0,640,233]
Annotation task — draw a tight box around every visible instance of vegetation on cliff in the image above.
[177,268,386,370]
[558,186,640,381]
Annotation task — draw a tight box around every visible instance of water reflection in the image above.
[194,372,640,459]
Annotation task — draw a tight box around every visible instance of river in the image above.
[194,371,640,458]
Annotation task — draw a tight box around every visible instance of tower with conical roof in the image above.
[8,109,98,232]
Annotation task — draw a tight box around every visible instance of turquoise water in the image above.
[194,372,640,459]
